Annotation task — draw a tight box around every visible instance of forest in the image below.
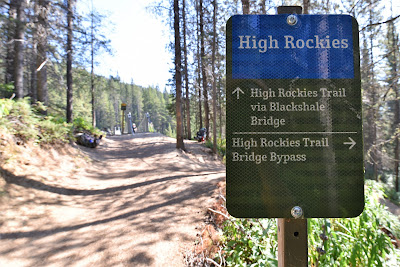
[2,0,400,265]
[2,0,400,206]
[1,0,400,194]
[157,0,400,195]
[0,0,175,137]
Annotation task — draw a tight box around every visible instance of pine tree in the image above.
[13,0,27,99]
[66,0,74,123]
[174,0,184,150]
[211,0,217,153]
[36,0,49,112]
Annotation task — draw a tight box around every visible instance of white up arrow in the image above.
[232,87,244,100]
[343,137,356,150]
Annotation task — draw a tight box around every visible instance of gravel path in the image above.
[0,133,225,266]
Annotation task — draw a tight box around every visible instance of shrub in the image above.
[1,98,70,145]
[72,117,102,136]
[216,180,400,266]
[309,180,400,266]
[0,98,13,119]
[204,137,226,158]
[217,218,278,266]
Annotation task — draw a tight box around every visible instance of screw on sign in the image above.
[226,12,363,219]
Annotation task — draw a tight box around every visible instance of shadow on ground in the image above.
[0,133,225,267]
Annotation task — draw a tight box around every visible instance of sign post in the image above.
[276,7,307,267]
[226,6,363,266]
[121,103,127,134]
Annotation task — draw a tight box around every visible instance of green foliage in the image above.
[0,98,70,144]
[309,181,400,266]
[204,137,226,159]
[0,83,14,98]
[217,181,400,266]
[36,118,70,144]
[217,218,278,266]
[0,98,13,119]
[382,185,400,206]
[72,117,101,135]
[165,124,175,138]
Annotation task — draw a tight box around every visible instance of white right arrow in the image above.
[343,137,356,149]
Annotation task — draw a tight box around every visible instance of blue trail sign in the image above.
[226,14,364,218]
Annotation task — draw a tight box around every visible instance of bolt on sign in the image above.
[226,14,364,218]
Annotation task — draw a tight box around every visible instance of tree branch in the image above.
[361,15,400,32]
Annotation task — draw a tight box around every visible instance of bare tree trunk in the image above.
[30,1,38,103]
[211,0,217,153]
[369,7,378,180]
[260,0,266,14]
[303,0,310,14]
[14,0,27,99]
[182,0,191,140]
[37,0,49,113]
[200,0,209,139]
[241,0,250,14]
[389,14,400,191]
[5,2,17,85]
[196,0,202,130]
[91,2,96,127]
[174,0,185,150]
[395,128,399,191]
[66,0,74,122]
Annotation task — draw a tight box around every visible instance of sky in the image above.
[77,0,172,89]
[76,0,400,89]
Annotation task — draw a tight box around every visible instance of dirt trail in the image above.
[0,133,225,266]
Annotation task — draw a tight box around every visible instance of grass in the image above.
[0,97,101,146]
[204,137,226,163]
[214,180,400,266]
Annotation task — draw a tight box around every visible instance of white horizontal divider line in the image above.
[232,132,358,135]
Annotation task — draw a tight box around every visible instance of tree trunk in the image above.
[389,18,400,191]
[211,0,217,153]
[30,1,38,103]
[14,0,27,99]
[241,0,250,14]
[200,0,209,140]
[5,2,17,85]
[369,7,379,180]
[182,0,191,140]
[37,0,49,112]
[91,6,96,127]
[174,0,185,150]
[66,0,74,123]
[260,0,266,14]
[196,0,202,130]
[303,0,310,14]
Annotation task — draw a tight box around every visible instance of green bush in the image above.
[72,117,102,136]
[309,181,400,266]
[204,137,226,158]
[1,98,71,144]
[0,98,13,119]
[217,180,400,266]
[217,218,278,266]
[0,83,14,98]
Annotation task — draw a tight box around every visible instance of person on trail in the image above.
[195,127,207,142]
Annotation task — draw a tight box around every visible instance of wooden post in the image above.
[122,110,125,134]
[277,218,308,267]
[276,6,308,267]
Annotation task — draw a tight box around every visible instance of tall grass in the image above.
[0,98,100,145]
[215,180,400,266]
